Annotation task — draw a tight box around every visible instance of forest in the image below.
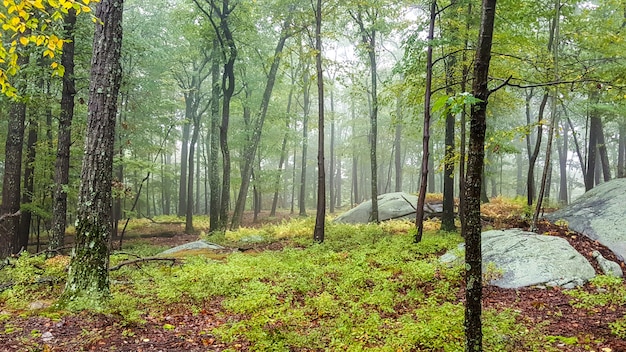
[1,0,626,351]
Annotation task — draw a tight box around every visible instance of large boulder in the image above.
[159,240,225,255]
[441,229,595,288]
[546,178,626,262]
[334,192,443,224]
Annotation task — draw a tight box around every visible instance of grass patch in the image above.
[0,216,572,350]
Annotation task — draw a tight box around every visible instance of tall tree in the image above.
[464,0,498,349]
[0,51,28,258]
[415,0,436,243]
[50,9,78,251]
[313,0,325,243]
[351,5,379,223]
[63,0,125,302]
[231,10,293,229]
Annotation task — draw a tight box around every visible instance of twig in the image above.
[109,257,179,271]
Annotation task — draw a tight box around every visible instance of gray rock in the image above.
[334,192,443,224]
[160,240,225,255]
[41,331,54,343]
[547,178,626,262]
[592,250,623,277]
[440,229,595,289]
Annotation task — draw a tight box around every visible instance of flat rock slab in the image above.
[547,178,626,262]
[334,192,443,224]
[160,241,225,255]
[441,229,595,289]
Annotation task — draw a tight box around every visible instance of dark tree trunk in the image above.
[178,121,190,217]
[458,2,472,234]
[558,118,569,204]
[465,0,497,349]
[63,0,124,301]
[442,18,457,232]
[585,113,600,191]
[186,114,200,233]
[0,52,28,258]
[597,118,611,182]
[618,122,626,178]
[313,0,325,243]
[527,93,549,205]
[336,156,342,208]
[415,0,436,243]
[50,9,77,251]
[18,115,38,251]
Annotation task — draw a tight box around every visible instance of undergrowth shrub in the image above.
[565,275,626,309]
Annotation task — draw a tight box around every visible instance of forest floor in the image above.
[1,209,626,351]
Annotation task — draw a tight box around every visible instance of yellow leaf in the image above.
[51,62,58,69]
[19,36,29,46]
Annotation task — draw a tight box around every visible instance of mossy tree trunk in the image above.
[63,0,124,302]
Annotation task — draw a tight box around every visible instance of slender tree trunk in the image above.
[231,19,291,229]
[351,101,359,206]
[585,104,600,191]
[394,100,403,192]
[618,122,626,178]
[209,40,221,232]
[50,9,77,251]
[329,88,335,214]
[597,118,611,182]
[63,0,124,301]
[558,118,569,204]
[465,0,497,349]
[271,85,293,217]
[527,93,549,205]
[18,114,38,251]
[336,156,342,208]
[458,2,472,233]
[186,113,200,233]
[313,0,325,243]
[442,7,457,231]
[299,53,311,217]
[178,121,190,217]
[415,0,436,242]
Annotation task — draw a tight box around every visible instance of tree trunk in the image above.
[465,0,497,349]
[442,9,457,232]
[178,121,190,217]
[209,39,221,232]
[50,9,77,251]
[597,117,611,182]
[313,0,325,243]
[394,103,403,192]
[186,114,200,233]
[585,108,600,191]
[18,114,38,251]
[329,88,335,214]
[63,0,124,301]
[271,84,293,217]
[618,122,626,178]
[415,0,436,243]
[0,52,28,258]
[558,118,569,204]
[299,51,311,217]
[527,93,549,205]
[231,17,291,229]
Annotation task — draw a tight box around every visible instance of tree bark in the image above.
[558,118,569,204]
[18,113,38,251]
[415,0,436,243]
[313,0,325,243]
[0,52,28,258]
[209,39,221,233]
[527,93,549,205]
[465,0,497,349]
[50,9,77,251]
[618,122,626,178]
[63,0,124,301]
[299,49,311,217]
